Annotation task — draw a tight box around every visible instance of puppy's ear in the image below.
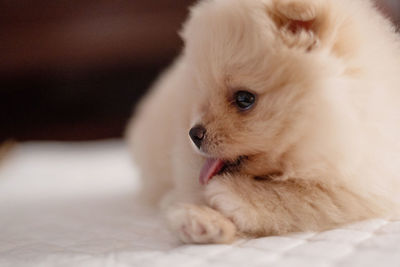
[268,0,334,51]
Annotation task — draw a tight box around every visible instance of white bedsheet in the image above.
[0,141,399,267]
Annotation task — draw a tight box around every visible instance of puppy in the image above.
[126,0,400,244]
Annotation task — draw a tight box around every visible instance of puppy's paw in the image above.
[204,175,263,236]
[166,204,236,244]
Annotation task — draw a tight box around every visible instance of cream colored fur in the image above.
[126,0,400,243]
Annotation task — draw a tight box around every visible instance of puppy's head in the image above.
[182,0,365,183]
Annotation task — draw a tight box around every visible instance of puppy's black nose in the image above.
[189,125,206,149]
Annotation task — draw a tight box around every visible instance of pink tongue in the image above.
[199,158,225,185]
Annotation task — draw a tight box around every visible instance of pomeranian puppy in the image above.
[126,0,400,244]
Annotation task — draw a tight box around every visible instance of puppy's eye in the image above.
[234,91,256,110]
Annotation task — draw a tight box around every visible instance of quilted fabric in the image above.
[0,141,399,267]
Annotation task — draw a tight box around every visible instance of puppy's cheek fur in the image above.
[204,175,263,236]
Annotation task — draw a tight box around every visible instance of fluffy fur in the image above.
[126,0,400,244]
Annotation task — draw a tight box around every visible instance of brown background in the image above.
[0,0,399,141]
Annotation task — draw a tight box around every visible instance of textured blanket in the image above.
[0,141,399,267]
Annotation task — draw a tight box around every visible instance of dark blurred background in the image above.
[0,0,399,142]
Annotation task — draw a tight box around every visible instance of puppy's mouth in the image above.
[199,156,246,185]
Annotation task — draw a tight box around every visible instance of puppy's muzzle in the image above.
[189,125,206,149]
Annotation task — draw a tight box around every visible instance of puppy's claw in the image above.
[166,204,237,244]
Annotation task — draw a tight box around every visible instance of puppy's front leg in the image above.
[205,174,383,237]
[165,203,237,244]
